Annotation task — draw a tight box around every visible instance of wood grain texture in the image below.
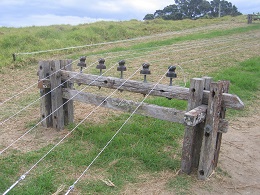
[38,61,52,127]
[61,71,244,110]
[181,78,205,174]
[62,88,186,123]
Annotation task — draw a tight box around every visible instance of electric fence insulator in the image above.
[140,63,151,83]
[117,60,126,79]
[166,65,177,86]
[77,56,86,73]
[96,58,106,75]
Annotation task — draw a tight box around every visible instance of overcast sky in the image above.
[0,0,259,27]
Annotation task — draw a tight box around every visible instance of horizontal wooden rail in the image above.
[60,70,244,110]
[62,88,186,124]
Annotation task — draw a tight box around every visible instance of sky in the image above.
[0,0,259,27]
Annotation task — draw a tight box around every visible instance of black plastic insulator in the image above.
[117,60,126,71]
[140,63,151,75]
[77,56,86,73]
[166,66,177,78]
[96,58,106,70]
[77,56,87,68]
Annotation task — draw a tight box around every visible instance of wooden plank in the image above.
[214,80,230,167]
[60,71,244,110]
[181,78,205,174]
[60,60,74,125]
[62,88,186,123]
[184,105,207,126]
[50,60,64,130]
[191,77,213,169]
[38,61,52,127]
[198,81,224,180]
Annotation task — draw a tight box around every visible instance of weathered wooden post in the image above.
[214,80,230,167]
[191,77,212,168]
[38,60,74,130]
[38,61,52,127]
[60,60,74,125]
[181,78,205,174]
[50,60,65,130]
[248,14,252,24]
[198,81,224,179]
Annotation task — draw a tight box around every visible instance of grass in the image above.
[0,15,260,194]
[1,115,184,194]
[167,175,192,194]
[210,56,260,116]
[0,15,249,68]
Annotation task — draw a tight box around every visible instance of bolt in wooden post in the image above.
[38,61,52,127]
[50,60,64,130]
[60,60,74,125]
[198,81,224,180]
[181,78,205,174]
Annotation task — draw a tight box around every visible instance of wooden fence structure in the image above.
[247,14,260,24]
[38,59,244,180]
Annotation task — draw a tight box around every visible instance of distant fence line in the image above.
[247,14,260,24]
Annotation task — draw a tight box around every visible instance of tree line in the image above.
[144,0,242,20]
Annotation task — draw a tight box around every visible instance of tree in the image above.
[143,0,242,21]
[143,14,154,20]
[210,0,241,17]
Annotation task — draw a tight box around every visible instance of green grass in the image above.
[68,23,260,61]
[210,57,260,116]
[0,15,250,68]
[1,115,184,194]
[167,175,192,195]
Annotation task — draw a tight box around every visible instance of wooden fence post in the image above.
[60,60,74,125]
[198,81,224,180]
[191,77,213,168]
[181,78,205,174]
[214,80,230,167]
[50,60,64,130]
[247,14,252,24]
[38,61,52,127]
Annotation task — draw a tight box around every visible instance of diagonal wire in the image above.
[0,60,100,154]
[64,67,168,195]
[1,62,143,195]
[0,59,78,107]
[0,59,97,126]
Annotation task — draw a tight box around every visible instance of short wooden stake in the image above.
[181,78,205,174]
[198,81,224,180]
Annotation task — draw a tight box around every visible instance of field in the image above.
[0,16,260,194]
